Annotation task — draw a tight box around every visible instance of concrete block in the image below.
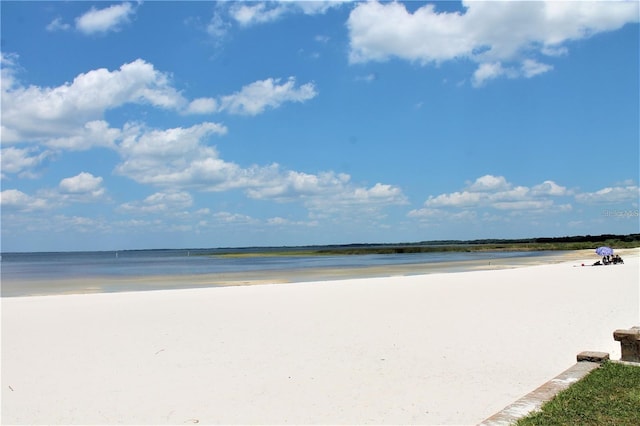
[613,327,640,363]
[576,351,609,363]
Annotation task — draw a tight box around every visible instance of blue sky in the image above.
[1,1,639,252]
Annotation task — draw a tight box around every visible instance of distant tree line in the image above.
[312,234,640,255]
[421,233,640,246]
[211,234,640,256]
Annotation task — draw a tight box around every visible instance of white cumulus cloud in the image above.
[186,97,219,115]
[75,2,136,35]
[59,172,104,195]
[575,185,640,204]
[2,57,317,155]
[1,59,187,145]
[229,1,345,27]
[348,0,639,85]
[113,122,407,218]
[230,2,289,27]
[0,146,53,178]
[412,175,571,219]
[119,191,194,214]
[44,172,108,204]
[467,175,511,192]
[0,189,49,211]
[219,77,318,116]
[46,17,71,32]
[115,122,230,187]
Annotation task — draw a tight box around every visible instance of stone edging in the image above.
[477,351,609,426]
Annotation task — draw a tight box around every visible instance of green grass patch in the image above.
[516,362,640,426]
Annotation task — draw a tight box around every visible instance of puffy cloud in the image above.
[1,56,396,222]
[75,2,136,35]
[214,211,258,224]
[0,189,49,211]
[141,191,192,208]
[467,175,511,192]
[1,53,20,94]
[1,59,187,144]
[411,175,640,231]
[348,1,638,84]
[267,216,289,226]
[296,1,347,16]
[425,191,482,208]
[113,122,407,217]
[219,77,317,116]
[2,55,317,155]
[115,122,231,187]
[489,186,530,202]
[247,171,407,214]
[521,59,554,78]
[35,172,108,204]
[2,57,316,151]
[472,62,507,87]
[246,171,350,201]
[348,2,475,64]
[492,200,554,211]
[1,173,106,210]
[119,191,193,214]
[230,2,289,27]
[46,17,71,32]
[119,122,227,159]
[185,97,219,114]
[45,120,122,151]
[532,180,569,196]
[419,175,570,212]
[407,207,441,220]
[302,181,408,216]
[575,185,640,204]
[59,172,104,196]
[409,175,578,232]
[51,215,111,233]
[472,60,554,87]
[1,212,114,238]
[229,1,345,27]
[0,146,53,178]
[115,124,323,198]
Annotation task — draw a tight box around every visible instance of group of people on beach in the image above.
[593,255,624,266]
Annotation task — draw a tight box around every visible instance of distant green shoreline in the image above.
[213,233,640,258]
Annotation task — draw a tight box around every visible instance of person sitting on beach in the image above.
[613,254,624,264]
[602,256,609,265]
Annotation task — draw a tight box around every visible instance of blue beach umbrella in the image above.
[595,246,614,256]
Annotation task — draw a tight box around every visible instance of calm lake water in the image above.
[1,248,556,296]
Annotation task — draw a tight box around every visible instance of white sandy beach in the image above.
[2,249,639,425]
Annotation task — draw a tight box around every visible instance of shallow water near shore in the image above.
[1,249,581,297]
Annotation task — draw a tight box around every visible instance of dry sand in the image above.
[2,249,638,425]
